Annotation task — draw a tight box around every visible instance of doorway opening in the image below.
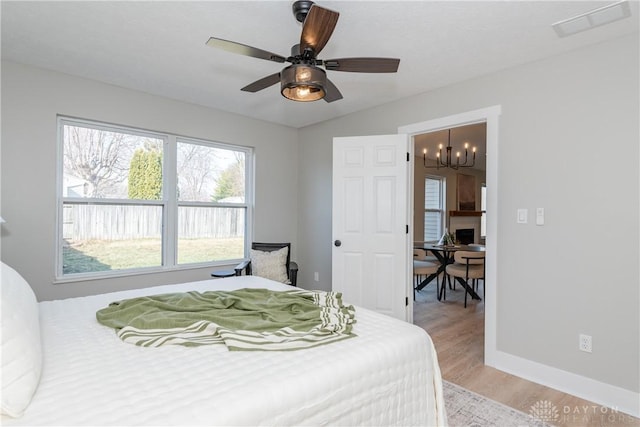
[411,122,487,363]
[398,104,500,367]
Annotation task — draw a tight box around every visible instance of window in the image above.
[424,176,445,242]
[57,117,252,279]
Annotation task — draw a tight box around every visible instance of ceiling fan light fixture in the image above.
[280,64,326,102]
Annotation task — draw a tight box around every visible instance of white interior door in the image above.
[332,134,410,321]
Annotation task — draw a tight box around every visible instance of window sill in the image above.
[53,260,243,284]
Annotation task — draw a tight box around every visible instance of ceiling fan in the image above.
[205,0,400,103]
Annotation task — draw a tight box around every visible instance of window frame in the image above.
[55,116,254,282]
[424,175,446,242]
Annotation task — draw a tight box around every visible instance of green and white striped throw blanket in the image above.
[96,288,356,350]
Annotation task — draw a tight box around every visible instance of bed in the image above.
[1,262,447,426]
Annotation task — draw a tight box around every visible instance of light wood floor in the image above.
[412,278,639,427]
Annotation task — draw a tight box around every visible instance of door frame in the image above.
[398,105,501,367]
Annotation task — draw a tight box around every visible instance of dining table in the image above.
[413,242,485,301]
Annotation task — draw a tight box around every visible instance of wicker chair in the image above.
[234,242,298,286]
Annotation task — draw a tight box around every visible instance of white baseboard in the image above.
[489,350,639,418]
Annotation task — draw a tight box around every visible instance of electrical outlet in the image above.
[579,334,592,353]
[314,272,319,282]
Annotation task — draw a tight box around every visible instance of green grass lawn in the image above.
[63,238,244,274]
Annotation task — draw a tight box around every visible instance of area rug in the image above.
[444,380,553,427]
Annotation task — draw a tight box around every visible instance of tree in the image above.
[128,147,162,200]
[176,144,217,201]
[212,155,245,202]
[63,126,133,197]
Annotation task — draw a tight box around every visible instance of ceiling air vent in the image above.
[552,1,632,38]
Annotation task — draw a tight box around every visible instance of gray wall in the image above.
[1,61,299,301]
[296,34,639,396]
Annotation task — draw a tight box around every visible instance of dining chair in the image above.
[415,247,438,263]
[413,249,440,299]
[466,244,485,293]
[445,250,485,307]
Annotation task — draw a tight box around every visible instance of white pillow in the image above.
[1,262,42,418]
[250,246,290,284]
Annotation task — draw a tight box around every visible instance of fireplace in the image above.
[449,213,480,245]
[455,228,474,245]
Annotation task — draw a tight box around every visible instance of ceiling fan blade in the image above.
[206,37,286,63]
[241,72,281,93]
[323,57,400,73]
[300,5,339,56]
[323,78,343,103]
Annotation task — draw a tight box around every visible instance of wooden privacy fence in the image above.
[63,204,244,241]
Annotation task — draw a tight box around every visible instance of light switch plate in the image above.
[536,208,545,225]
[517,208,528,224]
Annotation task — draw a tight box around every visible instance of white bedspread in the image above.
[3,276,446,426]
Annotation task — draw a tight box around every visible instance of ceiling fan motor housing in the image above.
[280,63,326,102]
[292,0,315,23]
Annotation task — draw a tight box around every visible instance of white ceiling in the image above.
[1,1,638,129]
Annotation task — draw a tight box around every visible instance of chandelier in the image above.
[423,128,476,169]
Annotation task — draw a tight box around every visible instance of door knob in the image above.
[334,240,342,247]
